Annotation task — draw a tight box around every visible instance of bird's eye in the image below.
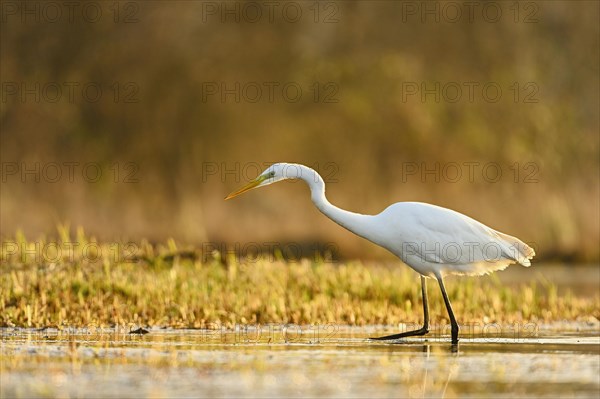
[269,171,275,177]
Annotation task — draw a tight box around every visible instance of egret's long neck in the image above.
[292,165,378,242]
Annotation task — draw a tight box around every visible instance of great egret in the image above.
[225,163,535,344]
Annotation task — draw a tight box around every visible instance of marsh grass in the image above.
[1,230,598,329]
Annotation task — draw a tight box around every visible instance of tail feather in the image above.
[495,231,535,266]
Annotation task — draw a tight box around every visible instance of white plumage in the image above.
[369,202,534,277]
[226,162,535,344]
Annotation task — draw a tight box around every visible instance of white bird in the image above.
[225,163,535,344]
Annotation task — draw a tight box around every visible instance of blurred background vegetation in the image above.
[1,1,598,262]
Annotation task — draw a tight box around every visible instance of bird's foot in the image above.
[370,327,429,341]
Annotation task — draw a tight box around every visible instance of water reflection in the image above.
[1,327,598,398]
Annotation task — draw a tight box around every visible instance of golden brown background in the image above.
[1,1,598,261]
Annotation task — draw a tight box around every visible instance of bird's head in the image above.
[225,163,291,200]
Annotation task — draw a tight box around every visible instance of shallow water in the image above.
[1,326,599,398]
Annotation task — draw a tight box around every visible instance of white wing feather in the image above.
[372,202,535,276]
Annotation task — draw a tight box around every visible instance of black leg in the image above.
[371,275,430,341]
[437,276,459,344]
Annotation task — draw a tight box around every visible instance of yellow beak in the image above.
[225,176,265,200]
